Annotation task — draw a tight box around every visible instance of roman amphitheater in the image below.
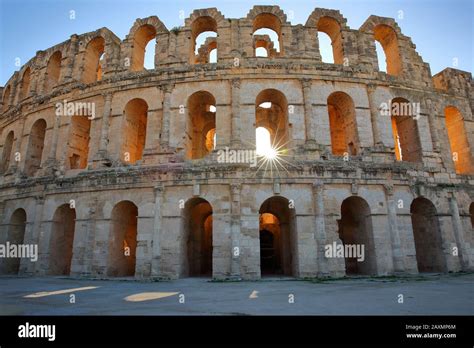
[0,6,473,280]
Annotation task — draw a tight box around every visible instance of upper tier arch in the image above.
[245,5,289,25]
[305,8,349,29]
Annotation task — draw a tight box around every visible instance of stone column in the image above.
[313,181,329,276]
[89,93,113,169]
[367,84,382,146]
[0,201,5,222]
[136,209,154,278]
[0,202,7,273]
[70,212,88,276]
[92,214,110,276]
[302,79,317,148]
[98,93,112,158]
[160,84,173,150]
[425,98,439,152]
[448,195,469,270]
[61,35,79,83]
[142,102,162,163]
[85,202,98,276]
[36,65,48,96]
[230,183,242,279]
[102,41,119,79]
[231,78,241,148]
[28,62,40,97]
[19,217,36,275]
[31,195,46,275]
[384,184,405,272]
[9,116,25,175]
[7,80,17,108]
[58,117,73,171]
[229,20,241,60]
[151,184,163,277]
[45,113,61,170]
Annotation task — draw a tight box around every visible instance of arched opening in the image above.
[191,16,218,64]
[83,37,105,83]
[49,205,76,275]
[318,32,334,63]
[444,106,473,174]
[255,126,275,158]
[317,16,344,64]
[259,213,280,274]
[107,201,137,277]
[209,46,217,63]
[196,36,217,64]
[259,196,296,276]
[131,24,157,71]
[1,131,14,173]
[122,98,148,164]
[20,67,31,100]
[67,115,91,169]
[2,85,11,112]
[183,197,213,277]
[338,196,376,275]
[144,40,155,69]
[253,13,282,56]
[97,53,105,81]
[390,97,422,163]
[374,24,402,76]
[205,128,216,152]
[255,89,289,153]
[24,119,47,176]
[410,197,446,273]
[44,51,62,93]
[374,41,387,73]
[253,32,278,58]
[1,209,26,274]
[255,46,268,57]
[186,91,216,159]
[327,92,359,156]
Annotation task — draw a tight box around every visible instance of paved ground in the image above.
[0,273,472,315]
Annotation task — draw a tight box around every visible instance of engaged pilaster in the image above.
[231,78,242,148]
[91,93,113,168]
[230,183,242,279]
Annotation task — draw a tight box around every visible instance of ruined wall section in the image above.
[433,68,472,98]
[431,68,474,175]
[359,16,432,87]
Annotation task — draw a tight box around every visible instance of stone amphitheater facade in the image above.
[0,6,473,280]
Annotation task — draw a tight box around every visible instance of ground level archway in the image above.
[1,209,27,274]
[107,201,138,277]
[338,196,376,275]
[259,196,296,276]
[49,205,76,275]
[410,197,447,273]
[183,197,213,277]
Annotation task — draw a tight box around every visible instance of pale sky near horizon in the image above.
[0,0,472,85]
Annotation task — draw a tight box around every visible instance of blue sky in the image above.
[0,0,472,85]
